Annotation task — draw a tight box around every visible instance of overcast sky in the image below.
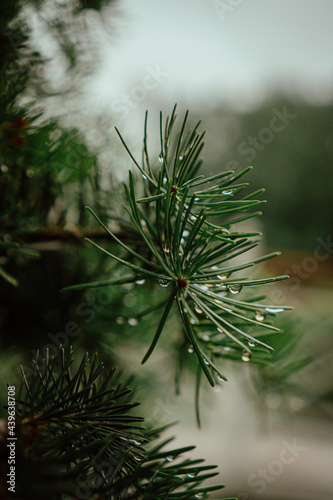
[91,0,333,118]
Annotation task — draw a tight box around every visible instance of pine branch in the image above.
[62,106,292,389]
[2,346,233,499]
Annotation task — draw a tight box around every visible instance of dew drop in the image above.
[190,215,197,221]
[195,493,204,499]
[136,279,146,285]
[202,334,210,342]
[163,243,170,254]
[228,284,243,294]
[159,279,170,287]
[194,197,199,202]
[165,456,173,462]
[128,318,138,327]
[265,307,284,314]
[116,316,124,325]
[204,359,210,365]
[158,154,164,163]
[222,189,233,195]
[217,327,224,333]
[222,346,232,352]
[255,311,265,321]
[133,455,143,462]
[241,350,252,362]
[179,155,183,161]
[142,174,147,180]
[217,375,224,381]
[200,285,209,291]
[190,317,199,325]
[217,274,228,280]
[188,345,194,354]
[194,305,203,314]
[183,230,190,237]
[1,165,9,173]
[248,341,256,347]
[188,473,195,478]
[210,265,218,271]
[163,176,167,183]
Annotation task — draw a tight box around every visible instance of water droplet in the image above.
[165,456,173,462]
[217,274,228,280]
[202,334,210,342]
[142,173,147,180]
[188,345,194,354]
[163,176,167,183]
[188,473,195,478]
[222,189,233,195]
[217,327,224,333]
[210,265,218,271]
[159,279,170,287]
[133,455,143,462]
[248,341,256,347]
[228,284,243,294]
[131,439,142,445]
[255,311,265,321]
[1,165,9,173]
[179,155,183,161]
[194,197,199,201]
[200,285,209,291]
[136,279,146,285]
[222,346,232,352]
[204,359,210,365]
[163,242,170,253]
[116,316,124,325]
[265,307,284,314]
[217,375,224,381]
[183,230,190,237]
[241,350,252,362]
[195,493,203,499]
[190,215,197,221]
[190,317,199,325]
[194,305,203,314]
[26,168,34,178]
[128,318,138,326]
[158,154,164,163]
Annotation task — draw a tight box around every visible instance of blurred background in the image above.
[1,0,333,498]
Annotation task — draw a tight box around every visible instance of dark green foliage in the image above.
[5,346,233,500]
